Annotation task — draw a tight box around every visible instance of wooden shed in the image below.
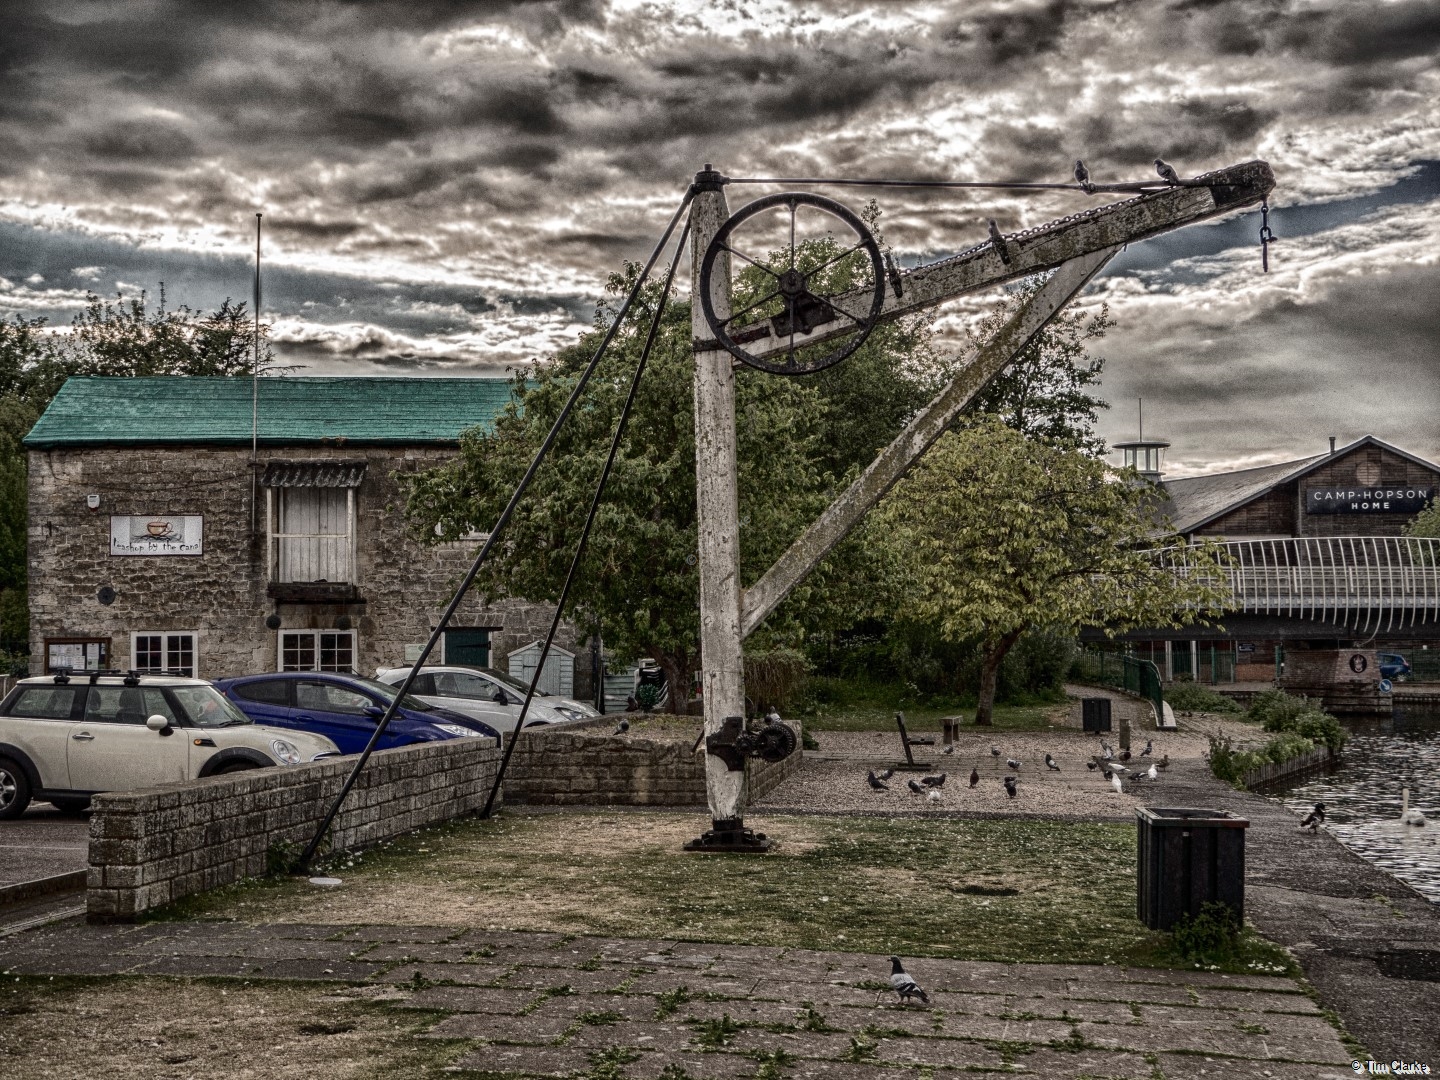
[507,641,575,698]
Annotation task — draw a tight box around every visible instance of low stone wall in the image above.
[1242,745,1335,789]
[87,737,501,923]
[504,721,803,806]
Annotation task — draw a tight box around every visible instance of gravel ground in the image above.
[752,695,1265,820]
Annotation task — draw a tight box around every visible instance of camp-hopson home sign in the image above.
[1306,486,1433,515]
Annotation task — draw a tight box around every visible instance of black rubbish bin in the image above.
[1136,807,1249,931]
[1082,697,1112,733]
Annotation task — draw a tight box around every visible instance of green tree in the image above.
[870,416,1229,724]
[970,280,1110,450]
[404,226,940,709]
[1405,500,1440,539]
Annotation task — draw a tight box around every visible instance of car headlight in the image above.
[270,739,302,765]
[434,724,480,738]
[554,706,581,722]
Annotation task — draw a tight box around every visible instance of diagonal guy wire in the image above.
[292,189,696,874]
[480,214,692,818]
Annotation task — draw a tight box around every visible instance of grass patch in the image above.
[160,809,1263,969]
[803,700,1060,733]
[1163,682,1242,714]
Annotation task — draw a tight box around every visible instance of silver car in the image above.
[375,665,599,735]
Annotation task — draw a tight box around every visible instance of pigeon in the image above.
[1044,753,1060,772]
[1109,763,1131,778]
[1157,754,1170,770]
[969,767,980,788]
[1141,740,1153,757]
[907,779,925,795]
[921,774,946,788]
[1298,803,1326,831]
[1074,158,1091,190]
[1003,775,1017,798]
[991,746,1001,758]
[1006,758,1021,771]
[1120,749,1132,762]
[1145,763,1158,781]
[876,769,895,781]
[1110,773,1124,794]
[943,744,955,755]
[1086,760,1098,771]
[1155,158,1181,184]
[1101,740,1112,755]
[613,719,630,735]
[1101,746,1114,761]
[867,770,889,791]
[889,957,929,1004]
[987,219,1011,264]
[926,788,943,805]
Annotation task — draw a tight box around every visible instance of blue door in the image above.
[292,679,403,754]
[227,678,294,727]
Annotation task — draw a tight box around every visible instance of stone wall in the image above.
[86,737,501,922]
[504,721,804,806]
[28,443,590,690]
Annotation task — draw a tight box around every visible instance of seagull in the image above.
[969,767,980,788]
[1155,158,1181,184]
[889,957,929,1004]
[1003,776,1017,799]
[867,771,889,791]
[991,746,1001,758]
[1145,763,1158,781]
[907,779,925,795]
[1101,740,1112,755]
[1298,802,1325,831]
[1110,773,1124,794]
[876,769,895,781]
[921,774,946,788]
[1044,754,1060,772]
[1006,758,1021,771]
[926,788,943,805]
[1110,763,1131,778]
[1086,761,1098,771]
[1074,158,1091,190]
[1141,740,1153,757]
[613,719,630,735]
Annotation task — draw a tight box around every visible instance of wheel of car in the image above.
[50,797,91,815]
[213,761,261,774]
[0,757,32,820]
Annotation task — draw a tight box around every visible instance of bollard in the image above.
[1119,710,1131,752]
[942,718,955,745]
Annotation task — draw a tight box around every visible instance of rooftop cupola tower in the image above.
[1114,398,1168,482]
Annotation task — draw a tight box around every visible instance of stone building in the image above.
[24,376,593,692]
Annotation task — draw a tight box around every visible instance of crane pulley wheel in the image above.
[699,192,886,375]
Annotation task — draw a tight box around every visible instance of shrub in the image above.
[1164,681,1242,714]
[1168,902,1241,965]
[1246,689,1346,752]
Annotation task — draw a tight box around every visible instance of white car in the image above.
[0,673,340,818]
[375,664,600,735]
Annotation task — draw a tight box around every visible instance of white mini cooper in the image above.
[0,673,341,818]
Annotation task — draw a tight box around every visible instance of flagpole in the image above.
[251,213,262,533]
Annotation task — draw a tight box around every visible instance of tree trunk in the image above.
[974,629,1025,726]
[656,651,694,715]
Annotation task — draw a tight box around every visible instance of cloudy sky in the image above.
[2,0,1437,475]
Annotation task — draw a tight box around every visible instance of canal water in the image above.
[1274,702,1440,903]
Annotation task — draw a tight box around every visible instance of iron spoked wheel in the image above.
[699,192,886,375]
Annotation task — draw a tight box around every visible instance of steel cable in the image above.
[479,215,692,818]
[293,190,696,873]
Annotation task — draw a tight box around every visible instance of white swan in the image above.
[1400,787,1427,828]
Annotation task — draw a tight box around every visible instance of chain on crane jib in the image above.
[699,192,886,375]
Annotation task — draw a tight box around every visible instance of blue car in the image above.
[1378,653,1410,681]
[214,672,499,754]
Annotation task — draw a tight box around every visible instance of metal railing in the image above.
[1073,649,1165,719]
[1167,536,1440,635]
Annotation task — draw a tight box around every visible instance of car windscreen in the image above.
[349,675,434,713]
[170,685,253,727]
[474,667,551,697]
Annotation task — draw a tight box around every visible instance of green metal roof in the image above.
[24,376,517,448]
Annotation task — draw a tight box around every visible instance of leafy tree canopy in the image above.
[869,416,1230,723]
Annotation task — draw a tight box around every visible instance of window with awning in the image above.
[262,460,367,584]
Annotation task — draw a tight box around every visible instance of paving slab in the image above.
[423,1010,577,1042]
[391,985,536,1013]
[450,1044,594,1076]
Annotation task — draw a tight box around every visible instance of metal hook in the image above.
[1259,199,1276,273]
